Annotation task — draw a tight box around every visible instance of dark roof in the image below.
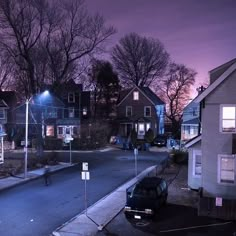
[118,86,164,105]
[0,99,8,108]
[182,117,199,125]
[141,87,164,105]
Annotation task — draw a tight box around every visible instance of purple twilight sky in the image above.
[86,0,236,93]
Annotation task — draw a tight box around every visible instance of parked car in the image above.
[124,177,168,220]
[152,135,167,147]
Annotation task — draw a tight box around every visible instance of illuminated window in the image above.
[126,106,132,117]
[46,125,54,137]
[69,107,74,118]
[138,123,145,136]
[146,123,151,131]
[193,150,202,176]
[133,91,139,100]
[83,107,87,116]
[221,105,236,132]
[68,92,75,103]
[218,155,235,184]
[144,106,151,117]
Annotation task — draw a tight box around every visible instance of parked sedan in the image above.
[124,177,168,220]
[152,135,167,147]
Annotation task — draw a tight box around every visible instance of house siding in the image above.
[188,141,202,190]
[201,69,236,198]
[117,88,158,136]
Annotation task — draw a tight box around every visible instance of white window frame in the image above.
[218,154,235,185]
[68,92,75,103]
[0,109,5,119]
[193,150,202,177]
[133,91,139,100]
[144,106,151,117]
[126,106,132,117]
[69,107,75,118]
[220,104,236,133]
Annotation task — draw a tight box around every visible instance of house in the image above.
[15,80,90,146]
[181,87,206,142]
[116,86,165,140]
[185,58,236,220]
[0,90,17,138]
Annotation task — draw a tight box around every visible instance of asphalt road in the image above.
[0,149,167,236]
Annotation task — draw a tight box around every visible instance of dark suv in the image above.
[124,177,168,220]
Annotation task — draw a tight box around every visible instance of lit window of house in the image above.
[138,123,145,136]
[0,109,5,119]
[68,92,75,103]
[218,155,235,184]
[144,106,151,117]
[193,150,202,176]
[46,125,54,137]
[69,107,75,118]
[126,106,132,117]
[221,105,236,132]
[133,91,139,100]
[146,123,151,131]
[83,107,87,116]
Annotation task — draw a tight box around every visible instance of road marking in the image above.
[160,221,232,233]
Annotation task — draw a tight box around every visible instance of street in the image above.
[0,149,167,236]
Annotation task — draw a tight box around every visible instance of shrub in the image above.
[44,138,63,150]
[171,149,188,164]
[144,128,154,143]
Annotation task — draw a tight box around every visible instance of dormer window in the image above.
[133,91,139,100]
[68,92,75,103]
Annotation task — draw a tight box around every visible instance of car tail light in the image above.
[145,209,153,214]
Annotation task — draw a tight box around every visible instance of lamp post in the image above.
[24,91,49,179]
[24,99,29,179]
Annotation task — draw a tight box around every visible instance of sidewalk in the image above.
[52,165,163,236]
[0,162,73,192]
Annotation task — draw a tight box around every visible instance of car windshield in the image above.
[132,187,157,198]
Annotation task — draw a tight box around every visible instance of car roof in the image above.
[137,177,165,188]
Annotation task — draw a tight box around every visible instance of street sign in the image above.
[82,162,88,171]
[81,171,90,180]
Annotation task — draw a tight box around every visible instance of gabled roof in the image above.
[185,135,201,148]
[182,117,199,125]
[0,99,8,108]
[195,59,236,103]
[117,86,164,106]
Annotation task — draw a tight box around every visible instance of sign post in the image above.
[134,148,138,176]
[64,135,74,164]
[81,162,90,215]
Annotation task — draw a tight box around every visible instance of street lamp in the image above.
[24,91,49,179]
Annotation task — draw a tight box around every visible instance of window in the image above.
[133,91,139,100]
[218,154,235,184]
[193,150,202,176]
[138,123,145,136]
[126,106,132,117]
[146,123,151,131]
[221,105,236,132]
[73,126,78,135]
[58,126,64,135]
[0,109,5,119]
[144,106,151,117]
[69,107,74,118]
[83,107,87,116]
[68,92,75,103]
[46,125,54,137]
[46,108,57,118]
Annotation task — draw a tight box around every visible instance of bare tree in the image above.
[0,0,46,97]
[111,32,169,87]
[0,56,14,90]
[156,63,196,138]
[43,0,116,92]
[0,0,116,97]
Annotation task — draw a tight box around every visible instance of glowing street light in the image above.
[24,91,49,179]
